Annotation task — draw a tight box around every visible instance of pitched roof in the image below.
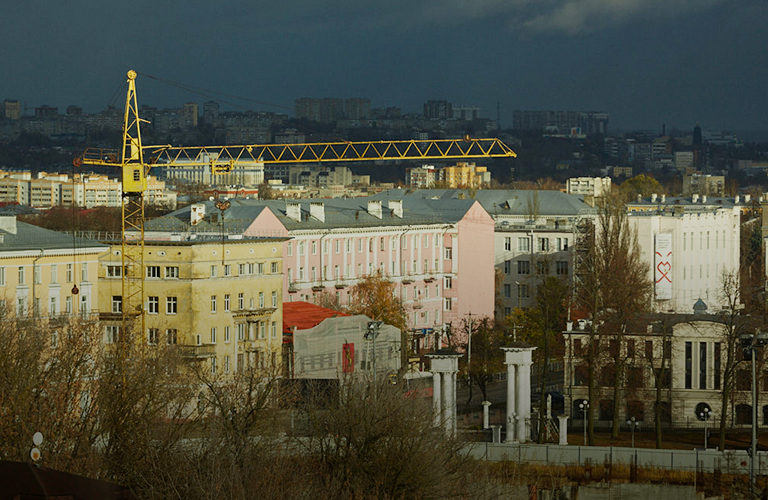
[147,196,480,234]
[283,301,350,335]
[0,219,107,254]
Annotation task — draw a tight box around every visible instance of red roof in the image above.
[283,301,350,336]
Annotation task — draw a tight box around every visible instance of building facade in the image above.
[98,234,286,377]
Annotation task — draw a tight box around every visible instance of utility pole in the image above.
[366,321,383,386]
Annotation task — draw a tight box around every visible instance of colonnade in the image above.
[426,350,461,437]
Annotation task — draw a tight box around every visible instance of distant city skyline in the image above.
[2,0,766,133]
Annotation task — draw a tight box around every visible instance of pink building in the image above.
[147,196,495,349]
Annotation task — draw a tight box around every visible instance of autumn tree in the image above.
[347,270,408,374]
[465,318,505,402]
[575,195,653,443]
[618,174,664,203]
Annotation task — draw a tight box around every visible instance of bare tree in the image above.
[575,196,653,443]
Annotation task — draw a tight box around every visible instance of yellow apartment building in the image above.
[98,237,286,378]
[0,215,107,320]
[439,162,491,189]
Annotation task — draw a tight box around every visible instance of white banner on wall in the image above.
[654,233,673,300]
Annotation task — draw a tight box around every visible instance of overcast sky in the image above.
[2,0,766,133]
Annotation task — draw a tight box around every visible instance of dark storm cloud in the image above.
[0,0,766,131]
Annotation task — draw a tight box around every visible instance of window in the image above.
[224,264,231,276]
[210,265,217,277]
[211,327,217,343]
[271,291,277,307]
[165,266,179,278]
[444,247,452,260]
[271,262,278,273]
[271,321,277,338]
[538,238,550,252]
[237,323,245,341]
[50,296,57,316]
[147,266,161,278]
[556,261,568,275]
[105,325,120,344]
[259,292,265,308]
[700,342,707,389]
[518,283,530,298]
[287,242,293,256]
[148,328,159,345]
[444,298,453,311]
[259,322,266,339]
[33,265,41,285]
[18,266,25,285]
[81,266,88,282]
[517,260,530,275]
[166,297,178,314]
[238,293,244,310]
[444,276,452,289]
[148,296,159,314]
[504,284,511,298]
[111,296,122,313]
[248,263,255,275]
[51,330,59,349]
[211,295,217,313]
[311,240,317,254]
[0,267,4,286]
[299,241,305,256]
[66,264,73,282]
[504,260,511,274]
[257,262,264,274]
[66,296,72,314]
[536,261,549,274]
[225,326,231,343]
[517,237,530,252]
[685,341,692,389]
[714,342,721,390]
[106,265,122,278]
[225,355,230,374]
[166,329,177,345]
[380,237,384,251]
[324,240,330,254]
[224,294,230,311]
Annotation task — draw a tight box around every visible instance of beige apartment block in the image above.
[0,215,107,320]
[439,162,490,189]
[98,237,286,378]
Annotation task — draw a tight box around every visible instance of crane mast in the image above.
[77,70,517,336]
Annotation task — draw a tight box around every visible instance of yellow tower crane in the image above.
[76,70,517,338]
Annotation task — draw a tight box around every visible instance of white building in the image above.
[566,177,612,198]
[627,196,741,313]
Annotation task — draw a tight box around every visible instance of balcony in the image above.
[232,306,277,321]
[334,280,347,289]
[179,344,216,359]
[423,275,435,283]
[402,275,414,284]
[288,282,300,293]
[412,299,423,309]
[311,284,325,292]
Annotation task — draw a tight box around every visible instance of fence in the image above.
[465,442,767,474]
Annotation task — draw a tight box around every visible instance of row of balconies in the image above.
[289,272,443,293]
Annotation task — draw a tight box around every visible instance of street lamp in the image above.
[626,416,639,448]
[740,330,768,499]
[579,400,589,446]
[366,321,383,386]
[699,408,713,450]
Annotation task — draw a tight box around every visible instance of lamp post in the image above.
[366,321,383,387]
[740,331,768,499]
[699,408,713,450]
[626,416,639,448]
[579,400,589,446]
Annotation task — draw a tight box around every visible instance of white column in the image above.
[506,363,517,442]
[432,371,442,428]
[558,415,569,445]
[445,371,455,437]
[516,361,531,442]
[482,401,491,429]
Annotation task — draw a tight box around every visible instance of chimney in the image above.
[637,193,642,202]
[735,195,740,204]
[661,194,666,203]
[389,199,403,218]
[367,200,382,219]
[702,195,707,204]
[286,202,301,222]
[310,202,325,222]
[190,203,206,226]
[692,194,699,203]
[745,194,751,203]
[0,215,17,235]
[651,193,657,203]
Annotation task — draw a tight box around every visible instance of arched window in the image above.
[736,404,752,425]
